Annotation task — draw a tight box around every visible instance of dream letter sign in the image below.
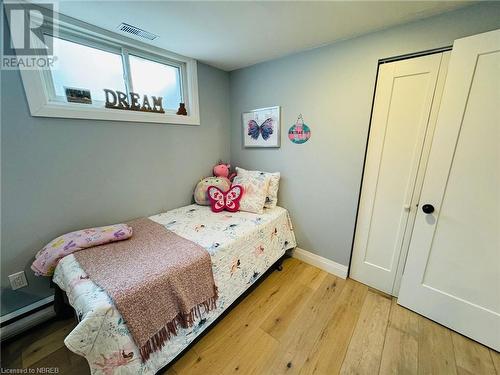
[104,89,165,113]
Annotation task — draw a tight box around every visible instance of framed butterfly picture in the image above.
[242,106,281,148]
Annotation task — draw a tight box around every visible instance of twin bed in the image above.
[53,204,296,374]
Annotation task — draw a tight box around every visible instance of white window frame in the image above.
[12,7,200,125]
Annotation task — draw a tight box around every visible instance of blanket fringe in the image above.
[139,285,218,362]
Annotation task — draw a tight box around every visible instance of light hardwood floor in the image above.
[1,258,498,374]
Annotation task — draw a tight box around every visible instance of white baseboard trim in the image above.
[292,247,348,279]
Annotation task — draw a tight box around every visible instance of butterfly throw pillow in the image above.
[207,185,244,213]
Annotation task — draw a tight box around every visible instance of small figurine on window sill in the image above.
[176,103,188,115]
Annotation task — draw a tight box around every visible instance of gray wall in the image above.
[229,3,500,266]
[1,63,230,315]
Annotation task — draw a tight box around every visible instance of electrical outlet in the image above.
[9,271,28,290]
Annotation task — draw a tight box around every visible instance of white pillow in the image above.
[236,167,280,208]
[232,172,270,214]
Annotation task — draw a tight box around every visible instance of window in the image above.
[47,36,126,102]
[14,8,200,125]
[129,55,182,110]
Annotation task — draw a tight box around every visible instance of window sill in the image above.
[31,101,200,125]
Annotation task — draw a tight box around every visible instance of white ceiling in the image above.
[55,1,473,71]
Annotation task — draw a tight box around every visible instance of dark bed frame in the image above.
[52,252,290,374]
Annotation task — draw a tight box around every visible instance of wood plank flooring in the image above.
[1,258,498,374]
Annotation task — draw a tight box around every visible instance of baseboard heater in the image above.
[0,296,55,341]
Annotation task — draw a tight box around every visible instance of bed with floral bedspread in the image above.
[53,204,296,375]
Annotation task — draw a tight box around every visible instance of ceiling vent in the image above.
[117,23,158,41]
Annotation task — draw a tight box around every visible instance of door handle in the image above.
[422,204,435,214]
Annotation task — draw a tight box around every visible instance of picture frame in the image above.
[242,106,281,148]
[64,86,92,104]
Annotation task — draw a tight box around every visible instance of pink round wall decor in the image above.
[288,114,311,144]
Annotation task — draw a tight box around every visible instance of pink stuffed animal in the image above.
[213,162,236,181]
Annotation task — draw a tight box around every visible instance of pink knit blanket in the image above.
[73,218,217,361]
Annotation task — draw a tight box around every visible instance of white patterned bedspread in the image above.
[53,204,296,375]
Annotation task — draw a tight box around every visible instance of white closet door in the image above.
[350,53,447,294]
[398,29,500,350]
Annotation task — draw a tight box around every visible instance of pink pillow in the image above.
[31,223,133,276]
[207,185,244,212]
